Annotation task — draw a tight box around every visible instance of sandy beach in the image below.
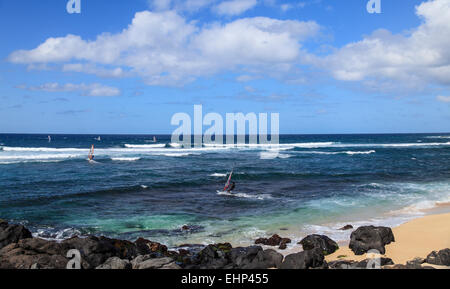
[325,212,450,266]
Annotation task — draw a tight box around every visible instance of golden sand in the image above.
[326,212,450,265]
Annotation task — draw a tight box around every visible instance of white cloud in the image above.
[10,0,450,95]
[310,0,450,90]
[280,4,292,11]
[213,0,258,16]
[236,74,259,82]
[193,18,319,64]
[148,0,216,12]
[180,0,216,12]
[149,0,172,11]
[244,85,256,93]
[18,83,121,97]
[437,95,450,103]
[9,10,319,86]
[62,63,126,78]
[280,2,306,12]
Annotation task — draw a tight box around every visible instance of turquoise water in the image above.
[0,134,449,247]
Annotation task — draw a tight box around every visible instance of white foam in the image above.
[204,142,335,149]
[295,150,376,155]
[260,152,293,159]
[277,154,293,159]
[124,144,166,148]
[0,159,65,164]
[388,194,450,216]
[300,180,450,242]
[337,142,450,148]
[162,153,197,157]
[0,146,221,163]
[345,150,376,155]
[217,191,272,200]
[259,152,281,159]
[210,173,227,177]
[33,227,82,241]
[301,213,426,243]
[111,157,141,161]
[2,146,86,152]
[0,139,447,166]
[0,153,82,160]
[292,142,450,149]
[425,136,450,139]
[169,143,183,148]
[366,183,385,188]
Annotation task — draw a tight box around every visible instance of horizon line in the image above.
[1,132,449,136]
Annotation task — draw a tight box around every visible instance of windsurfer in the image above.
[227,182,236,193]
[88,144,95,161]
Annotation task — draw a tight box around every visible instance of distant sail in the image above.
[48,136,51,142]
[153,136,157,142]
[88,144,95,161]
[223,170,233,191]
[96,136,101,141]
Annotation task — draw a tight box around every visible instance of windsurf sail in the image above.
[223,170,233,191]
[88,144,94,160]
[153,136,157,142]
[48,135,51,142]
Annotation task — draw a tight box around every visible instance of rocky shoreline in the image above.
[0,219,448,269]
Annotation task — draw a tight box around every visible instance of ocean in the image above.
[0,133,449,248]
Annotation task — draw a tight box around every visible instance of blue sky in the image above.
[0,0,449,134]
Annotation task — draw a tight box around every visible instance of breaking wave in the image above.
[111,157,141,162]
[124,144,166,148]
[210,173,227,177]
[217,191,272,200]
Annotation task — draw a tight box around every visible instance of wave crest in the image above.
[111,157,141,161]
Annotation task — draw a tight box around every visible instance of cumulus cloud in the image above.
[149,0,172,11]
[193,18,319,63]
[8,10,319,86]
[18,83,121,97]
[13,0,450,94]
[437,95,450,103]
[213,0,258,16]
[62,63,126,78]
[310,0,450,90]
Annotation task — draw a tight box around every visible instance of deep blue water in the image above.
[0,133,449,247]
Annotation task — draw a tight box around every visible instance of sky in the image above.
[0,0,449,134]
